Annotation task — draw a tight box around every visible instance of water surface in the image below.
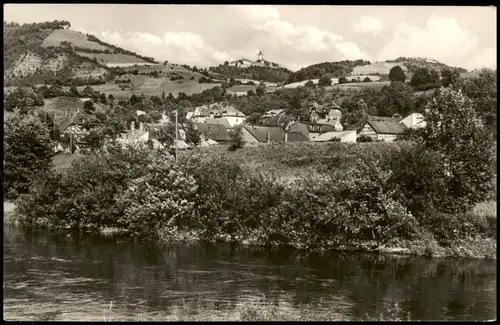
[3,225,496,321]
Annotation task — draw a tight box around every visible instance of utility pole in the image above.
[69,130,73,155]
[175,109,178,163]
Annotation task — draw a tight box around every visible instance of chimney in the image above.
[284,132,288,143]
[267,132,271,144]
[131,121,135,133]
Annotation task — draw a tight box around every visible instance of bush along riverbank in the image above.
[11,142,496,259]
[9,89,497,259]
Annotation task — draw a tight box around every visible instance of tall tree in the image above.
[389,65,406,83]
[4,111,54,199]
[440,68,460,88]
[421,88,495,212]
[410,67,441,90]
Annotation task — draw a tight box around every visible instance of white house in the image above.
[310,130,357,143]
[189,103,246,127]
[400,112,426,129]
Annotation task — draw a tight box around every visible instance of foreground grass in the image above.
[6,300,410,321]
[97,299,410,322]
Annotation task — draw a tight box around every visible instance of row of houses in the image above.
[53,95,426,154]
[185,100,425,144]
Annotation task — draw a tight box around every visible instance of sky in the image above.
[4,4,497,71]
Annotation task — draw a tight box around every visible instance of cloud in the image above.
[464,47,496,70]
[353,16,384,35]
[240,5,280,21]
[378,15,482,68]
[241,6,369,68]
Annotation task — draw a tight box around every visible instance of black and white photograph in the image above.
[3,4,497,321]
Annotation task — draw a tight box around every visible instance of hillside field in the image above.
[42,29,108,51]
[351,62,408,75]
[41,29,149,65]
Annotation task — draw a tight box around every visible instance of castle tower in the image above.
[258,50,263,62]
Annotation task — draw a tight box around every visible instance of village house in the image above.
[204,117,233,131]
[309,106,343,131]
[286,121,337,140]
[357,113,426,142]
[193,122,232,145]
[400,112,426,129]
[261,109,296,128]
[241,125,286,145]
[357,116,408,142]
[55,110,98,153]
[147,123,191,150]
[310,130,357,143]
[189,102,246,127]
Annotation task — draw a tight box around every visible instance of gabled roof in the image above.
[243,125,285,143]
[204,117,232,129]
[304,123,336,133]
[286,132,309,142]
[191,103,246,118]
[287,122,309,136]
[331,101,342,109]
[263,109,285,118]
[194,122,231,142]
[368,115,401,123]
[364,120,407,135]
[59,110,88,133]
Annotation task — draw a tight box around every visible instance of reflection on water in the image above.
[3,225,496,321]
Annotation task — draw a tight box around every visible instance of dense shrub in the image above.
[4,111,54,199]
[15,143,153,230]
[116,151,197,237]
[228,126,245,151]
[179,149,421,248]
[425,211,497,247]
[357,135,373,142]
[388,145,451,219]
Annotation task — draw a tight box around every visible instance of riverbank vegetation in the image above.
[5,84,496,259]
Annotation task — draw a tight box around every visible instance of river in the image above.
[3,225,496,321]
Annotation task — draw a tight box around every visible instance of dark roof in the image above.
[191,103,246,118]
[262,113,295,128]
[331,101,342,109]
[58,111,82,133]
[367,115,401,122]
[243,125,285,143]
[354,115,401,132]
[204,117,232,129]
[194,122,231,142]
[287,122,309,136]
[365,120,407,134]
[286,132,309,142]
[304,123,336,133]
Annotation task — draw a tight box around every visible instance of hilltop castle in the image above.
[229,50,279,68]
